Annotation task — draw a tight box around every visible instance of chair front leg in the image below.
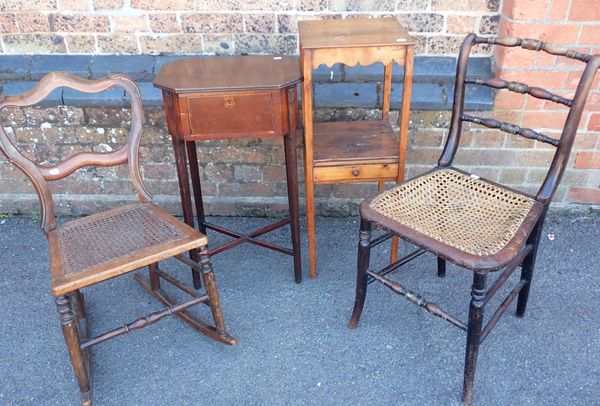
[198,246,226,335]
[462,271,487,405]
[56,295,92,406]
[348,217,372,329]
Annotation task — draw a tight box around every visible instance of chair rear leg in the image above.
[148,262,160,291]
[56,295,92,406]
[516,215,546,318]
[462,272,487,405]
[348,218,372,329]
[437,257,446,278]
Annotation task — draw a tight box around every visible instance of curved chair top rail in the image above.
[438,34,600,205]
[0,72,151,234]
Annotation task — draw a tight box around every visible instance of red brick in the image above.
[0,13,17,33]
[16,12,50,33]
[97,34,138,53]
[131,0,192,10]
[547,0,570,20]
[588,113,600,131]
[569,0,600,21]
[51,14,110,32]
[446,15,477,34]
[149,13,180,33]
[494,91,525,110]
[573,132,599,150]
[1,0,56,11]
[65,34,96,52]
[431,0,490,12]
[522,111,568,131]
[112,15,148,32]
[504,0,549,20]
[58,0,89,10]
[504,22,580,45]
[495,45,537,68]
[93,0,123,9]
[567,187,600,204]
[575,151,600,169]
[578,26,599,47]
[500,69,570,90]
[566,70,600,92]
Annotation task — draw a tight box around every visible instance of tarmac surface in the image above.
[0,213,599,405]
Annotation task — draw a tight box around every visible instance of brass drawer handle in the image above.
[352,169,360,177]
[224,96,235,108]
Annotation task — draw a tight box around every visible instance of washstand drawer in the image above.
[185,91,284,139]
[314,163,398,183]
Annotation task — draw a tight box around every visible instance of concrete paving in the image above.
[0,213,598,405]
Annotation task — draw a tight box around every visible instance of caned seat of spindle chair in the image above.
[361,167,545,270]
[48,203,207,296]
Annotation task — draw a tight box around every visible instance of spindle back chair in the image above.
[348,34,600,404]
[0,72,236,405]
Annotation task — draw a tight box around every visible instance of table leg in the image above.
[284,132,302,284]
[186,141,207,235]
[171,135,202,289]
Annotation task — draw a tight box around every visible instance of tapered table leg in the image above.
[171,135,202,289]
[186,141,207,235]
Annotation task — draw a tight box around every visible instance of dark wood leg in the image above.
[462,272,487,405]
[186,141,207,235]
[348,218,372,329]
[283,132,302,284]
[149,262,160,291]
[198,246,226,335]
[171,135,202,289]
[516,214,546,317]
[437,257,446,278]
[56,295,92,406]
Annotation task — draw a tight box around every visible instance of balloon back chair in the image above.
[347,34,600,404]
[0,72,236,405]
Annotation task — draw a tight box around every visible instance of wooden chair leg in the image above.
[516,215,545,317]
[437,257,446,278]
[56,295,92,406]
[149,262,160,291]
[348,218,372,329]
[462,272,487,405]
[199,246,226,335]
[305,172,317,279]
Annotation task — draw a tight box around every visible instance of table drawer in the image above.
[185,91,284,139]
[314,163,398,183]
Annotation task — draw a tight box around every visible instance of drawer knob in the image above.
[352,169,360,177]
[224,96,235,108]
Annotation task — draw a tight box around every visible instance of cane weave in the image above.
[369,168,536,256]
[57,204,188,276]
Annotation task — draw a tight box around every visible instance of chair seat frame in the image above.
[348,34,600,405]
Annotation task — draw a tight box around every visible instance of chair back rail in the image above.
[0,72,151,234]
[439,33,600,204]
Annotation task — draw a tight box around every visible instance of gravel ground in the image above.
[0,213,599,405]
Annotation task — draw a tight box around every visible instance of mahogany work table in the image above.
[154,56,303,285]
[299,17,416,279]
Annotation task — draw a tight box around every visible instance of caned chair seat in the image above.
[48,203,207,296]
[360,168,545,270]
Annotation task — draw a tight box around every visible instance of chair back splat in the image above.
[0,72,151,234]
[439,33,600,204]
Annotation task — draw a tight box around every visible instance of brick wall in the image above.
[0,0,599,217]
[0,0,500,55]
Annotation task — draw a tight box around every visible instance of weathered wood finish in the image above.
[0,72,237,405]
[155,56,303,283]
[300,18,415,279]
[349,34,600,405]
[0,72,151,234]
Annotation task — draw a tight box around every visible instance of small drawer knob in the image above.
[352,169,360,177]
[224,96,235,108]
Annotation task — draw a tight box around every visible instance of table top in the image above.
[153,55,302,94]
[298,17,415,49]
